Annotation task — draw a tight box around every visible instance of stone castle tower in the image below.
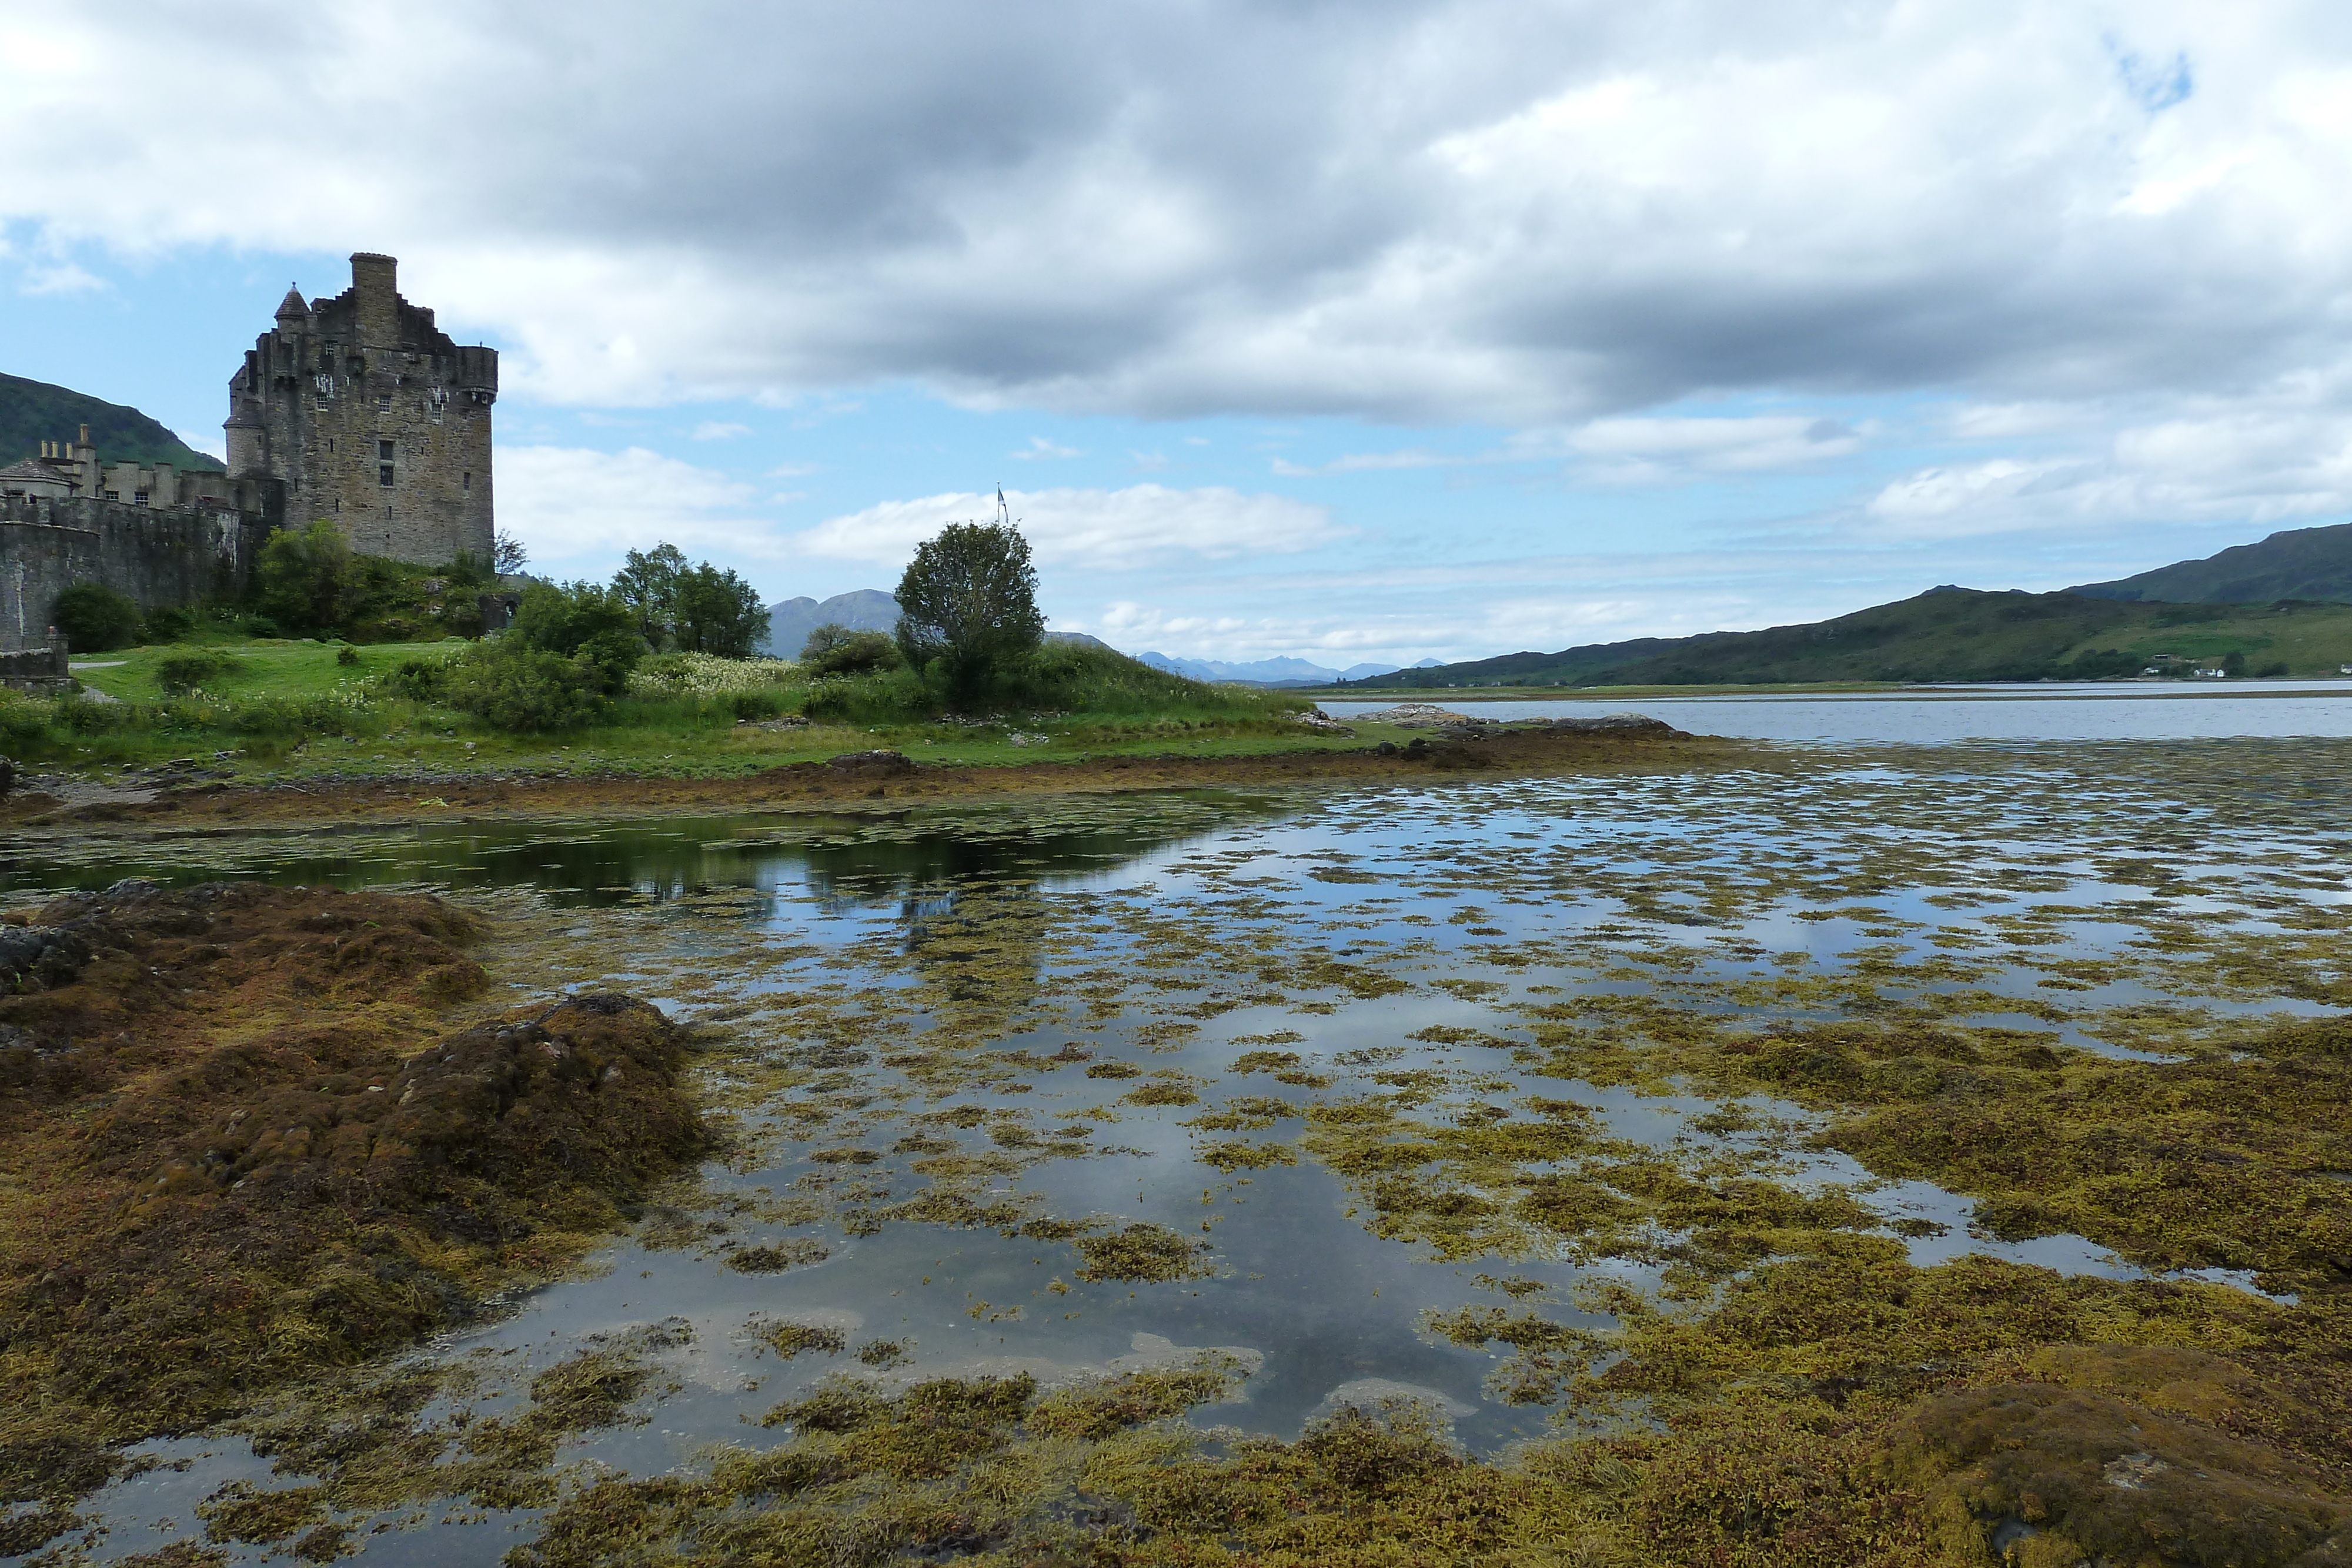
[225,253,496,564]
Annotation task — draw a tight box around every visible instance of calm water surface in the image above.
[1324,678,2352,743]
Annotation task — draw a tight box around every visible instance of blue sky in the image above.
[7,4,2351,666]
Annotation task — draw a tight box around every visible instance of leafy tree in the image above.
[506,581,646,692]
[675,563,769,657]
[801,623,902,677]
[894,520,1044,700]
[255,520,358,635]
[612,543,689,646]
[493,531,530,576]
[49,583,143,653]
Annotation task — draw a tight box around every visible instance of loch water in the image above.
[9,694,2352,1565]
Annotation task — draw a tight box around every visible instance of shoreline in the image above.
[0,726,1737,838]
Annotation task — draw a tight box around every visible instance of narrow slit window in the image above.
[462,472,470,490]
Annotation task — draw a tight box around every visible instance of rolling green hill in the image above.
[1372,588,2352,689]
[1,370,223,471]
[2069,520,2352,604]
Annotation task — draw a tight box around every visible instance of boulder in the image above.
[826,750,916,777]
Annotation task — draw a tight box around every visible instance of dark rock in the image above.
[0,924,91,991]
[826,750,915,777]
[1551,713,1675,733]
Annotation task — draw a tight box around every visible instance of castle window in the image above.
[105,490,119,502]
[133,491,148,507]
[315,399,330,413]
[375,394,391,412]
[462,472,471,490]
[379,464,395,487]
[377,439,395,460]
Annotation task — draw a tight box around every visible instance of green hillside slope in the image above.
[2069,521,2352,604]
[1378,589,2352,688]
[0,370,223,471]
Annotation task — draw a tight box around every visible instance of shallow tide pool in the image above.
[9,735,2351,1564]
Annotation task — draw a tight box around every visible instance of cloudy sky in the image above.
[6,1,2350,664]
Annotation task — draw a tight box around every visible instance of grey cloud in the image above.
[7,1,2350,423]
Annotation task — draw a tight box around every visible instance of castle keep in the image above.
[227,253,497,564]
[1,253,495,657]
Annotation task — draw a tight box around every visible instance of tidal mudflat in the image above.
[5,735,2349,1566]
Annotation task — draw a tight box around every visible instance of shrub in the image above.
[51,584,143,653]
[801,666,943,724]
[256,520,358,635]
[143,606,196,643]
[375,656,450,701]
[508,582,646,693]
[155,648,240,696]
[336,644,361,667]
[801,624,903,677]
[0,690,46,745]
[443,643,609,730]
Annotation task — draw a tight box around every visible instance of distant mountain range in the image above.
[755,595,1441,684]
[1370,520,2352,689]
[2067,521,2352,606]
[1,370,223,471]
[1136,653,1444,687]
[759,589,901,657]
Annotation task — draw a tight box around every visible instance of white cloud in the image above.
[1272,449,1462,477]
[1011,436,1081,460]
[690,420,750,440]
[1868,379,2352,539]
[175,427,227,462]
[794,484,1342,571]
[499,446,779,562]
[1553,416,1866,480]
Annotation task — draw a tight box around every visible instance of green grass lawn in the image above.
[22,639,1397,783]
[67,638,466,704]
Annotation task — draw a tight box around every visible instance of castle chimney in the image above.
[350,252,400,347]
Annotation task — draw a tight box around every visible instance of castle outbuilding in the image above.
[225,253,497,565]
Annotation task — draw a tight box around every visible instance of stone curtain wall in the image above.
[0,642,69,691]
[1,494,276,653]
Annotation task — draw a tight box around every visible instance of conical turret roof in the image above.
[275,285,311,322]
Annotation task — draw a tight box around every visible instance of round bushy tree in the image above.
[676,563,769,657]
[800,623,902,677]
[50,583,143,652]
[255,520,358,635]
[894,521,1043,700]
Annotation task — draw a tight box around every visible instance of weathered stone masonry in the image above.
[2,490,279,653]
[1,252,495,658]
[227,253,496,566]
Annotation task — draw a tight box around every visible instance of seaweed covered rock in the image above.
[0,881,711,1515]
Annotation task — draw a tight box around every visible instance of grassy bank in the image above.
[6,639,1327,783]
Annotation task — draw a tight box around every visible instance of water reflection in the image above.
[8,747,2344,1565]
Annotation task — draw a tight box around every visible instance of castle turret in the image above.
[273,285,312,334]
[224,252,496,564]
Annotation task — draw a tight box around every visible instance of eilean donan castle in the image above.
[1,253,496,662]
